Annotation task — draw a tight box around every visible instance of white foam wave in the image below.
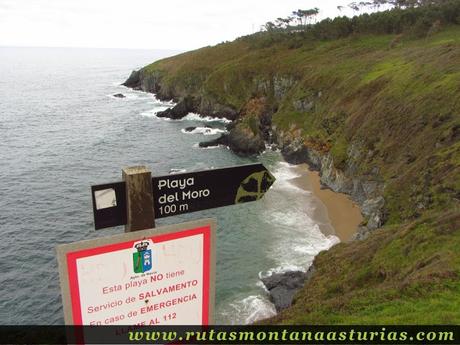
[183,112,232,123]
[221,295,276,325]
[269,161,307,193]
[264,143,280,152]
[156,97,175,107]
[108,91,154,101]
[169,168,186,174]
[256,160,340,282]
[274,161,302,178]
[293,235,340,255]
[139,108,232,123]
[139,108,171,118]
[181,127,227,136]
[259,264,309,280]
[115,82,176,104]
[256,280,269,293]
[144,98,173,106]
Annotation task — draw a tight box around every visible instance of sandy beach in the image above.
[289,164,363,242]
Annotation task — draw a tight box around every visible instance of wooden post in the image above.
[122,166,155,232]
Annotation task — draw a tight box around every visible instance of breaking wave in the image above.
[181,127,227,136]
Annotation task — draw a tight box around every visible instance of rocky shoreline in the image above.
[277,136,386,241]
[123,70,239,120]
[122,70,387,315]
[124,69,386,238]
[261,266,316,312]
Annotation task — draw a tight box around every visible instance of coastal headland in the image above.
[123,2,460,323]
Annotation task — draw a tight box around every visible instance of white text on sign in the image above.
[157,177,211,216]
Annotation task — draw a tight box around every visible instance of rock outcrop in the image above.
[199,125,265,156]
[261,266,315,312]
[122,70,238,120]
[122,70,141,89]
[156,96,199,120]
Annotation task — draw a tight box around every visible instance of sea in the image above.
[0,47,339,324]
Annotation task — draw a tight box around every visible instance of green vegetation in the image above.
[139,1,460,323]
[269,209,460,324]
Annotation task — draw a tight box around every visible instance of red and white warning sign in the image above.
[57,219,215,325]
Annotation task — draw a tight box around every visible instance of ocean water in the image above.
[0,47,339,324]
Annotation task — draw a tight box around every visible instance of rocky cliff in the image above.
[123,8,460,323]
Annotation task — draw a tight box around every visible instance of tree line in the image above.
[257,0,460,41]
[264,8,320,31]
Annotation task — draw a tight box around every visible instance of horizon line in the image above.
[0,44,187,52]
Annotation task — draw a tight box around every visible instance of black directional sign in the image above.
[152,163,275,218]
[91,163,276,230]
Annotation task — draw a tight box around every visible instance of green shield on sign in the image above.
[133,252,143,273]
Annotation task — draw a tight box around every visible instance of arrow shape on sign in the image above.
[152,163,276,219]
[91,163,276,230]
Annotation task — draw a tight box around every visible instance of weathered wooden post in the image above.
[122,166,155,232]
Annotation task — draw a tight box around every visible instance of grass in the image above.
[360,59,407,84]
[138,22,460,324]
[267,210,460,324]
